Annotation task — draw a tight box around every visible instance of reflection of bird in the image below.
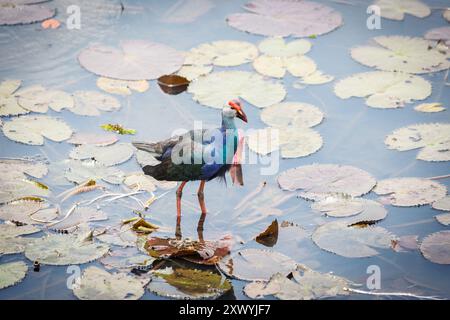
[133,100,247,225]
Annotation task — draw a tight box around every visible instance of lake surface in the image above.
[0,0,449,300]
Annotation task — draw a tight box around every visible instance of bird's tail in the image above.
[132,141,162,158]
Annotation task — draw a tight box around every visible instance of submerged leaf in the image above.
[101,123,136,135]
[217,248,297,281]
[374,178,447,207]
[73,266,149,300]
[226,0,343,38]
[0,261,28,290]
[420,231,450,264]
[78,40,184,80]
[149,267,232,299]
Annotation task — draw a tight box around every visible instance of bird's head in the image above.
[227,99,247,123]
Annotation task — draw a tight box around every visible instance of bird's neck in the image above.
[221,116,236,130]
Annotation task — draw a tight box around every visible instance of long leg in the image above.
[197,180,207,214]
[197,212,206,242]
[175,181,187,239]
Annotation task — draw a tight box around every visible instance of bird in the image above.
[132,99,248,232]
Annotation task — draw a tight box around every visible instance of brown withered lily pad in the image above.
[157,74,190,95]
[255,219,279,247]
[145,236,231,265]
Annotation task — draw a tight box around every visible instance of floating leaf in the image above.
[424,26,450,46]
[65,160,125,185]
[278,164,376,200]
[258,37,312,57]
[78,40,184,80]
[101,123,136,135]
[97,224,137,248]
[297,70,334,85]
[414,103,445,113]
[161,0,214,24]
[0,223,40,255]
[100,247,155,271]
[124,173,176,193]
[0,200,47,225]
[69,143,134,167]
[372,0,430,21]
[177,65,212,81]
[351,36,449,74]
[227,0,343,38]
[246,127,323,158]
[135,150,161,167]
[393,235,419,251]
[49,207,108,231]
[25,233,109,265]
[334,71,431,109]
[73,266,149,300]
[217,248,297,281]
[312,220,393,258]
[0,261,28,290]
[253,54,316,78]
[188,40,258,67]
[0,79,29,116]
[244,265,349,300]
[374,178,447,207]
[0,180,50,204]
[17,85,74,113]
[435,213,450,226]
[255,219,279,247]
[260,102,323,128]
[385,123,450,162]
[149,267,231,299]
[2,115,72,145]
[0,3,55,26]
[188,71,286,109]
[432,196,450,212]
[68,132,118,146]
[445,9,450,22]
[71,91,121,116]
[420,231,450,264]
[96,77,149,96]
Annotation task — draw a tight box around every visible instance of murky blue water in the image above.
[0,0,449,300]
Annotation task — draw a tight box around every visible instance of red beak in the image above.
[228,100,248,123]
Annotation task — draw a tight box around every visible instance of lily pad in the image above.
[217,248,297,281]
[372,0,430,21]
[334,71,431,109]
[73,266,149,300]
[17,85,74,113]
[435,213,450,226]
[187,71,286,109]
[0,200,47,225]
[246,127,323,158]
[253,54,317,78]
[177,65,213,81]
[244,265,349,300]
[0,223,41,255]
[424,26,450,46]
[2,115,72,145]
[0,261,28,290]
[67,132,118,146]
[25,233,109,265]
[258,37,312,57]
[277,164,376,200]
[420,231,450,264]
[124,173,176,193]
[296,71,334,85]
[97,224,138,248]
[65,160,125,185]
[49,207,108,232]
[188,40,258,67]
[385,123,450,162]
[351,36,449,74]
[374,178,447,207]
[227,0,343,38]
[149,267,232,299]
[78,40,185,80]
[432,196,450,212]
[69,143,134,167]
[0,79,29,116]
[96,77,149,96]
[312,220,393,258]
[71,91,121,116]
[0,3,55,26]
[445,9,450,22]
[260,102,323,128]
[100,247,155,271]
